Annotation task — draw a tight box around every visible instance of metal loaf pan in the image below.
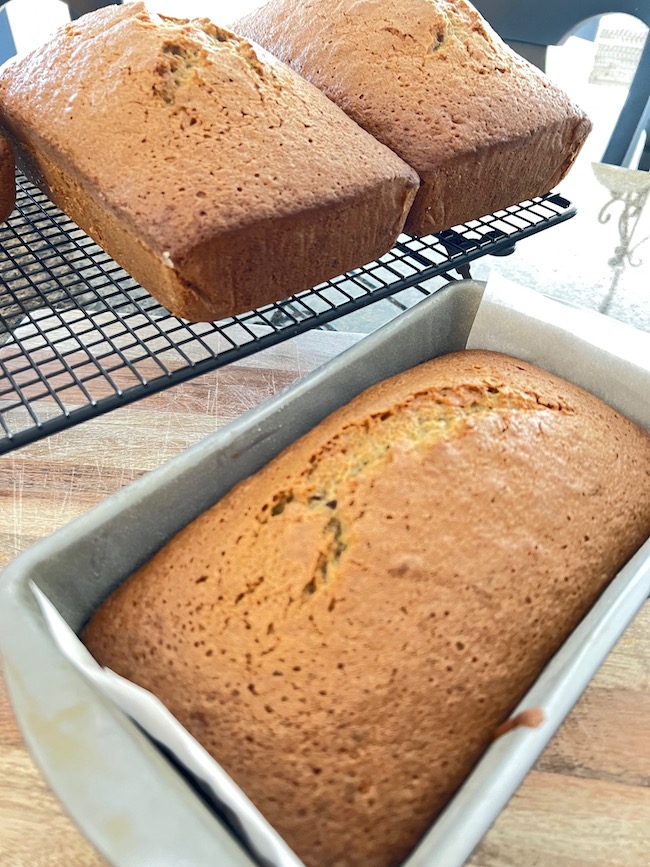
[0,279,648,867]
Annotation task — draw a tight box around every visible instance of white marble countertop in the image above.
[470,160,650,334]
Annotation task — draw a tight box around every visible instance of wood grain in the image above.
[472,769,650,866]
[0,745,104,867]
[1,328,649,866]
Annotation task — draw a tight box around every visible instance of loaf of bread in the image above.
[0,3,418,322]
[0,132,14,222]
[83,350,650,867]
[235,0,592,235]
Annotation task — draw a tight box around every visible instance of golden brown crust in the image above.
[0,133,15,223]
[84,350,650,867]
[235,0,592,234]
[0,2,418,320]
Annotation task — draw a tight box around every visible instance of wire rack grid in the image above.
[0,173,576,454]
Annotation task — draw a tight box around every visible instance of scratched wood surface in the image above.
[0,329,648,866]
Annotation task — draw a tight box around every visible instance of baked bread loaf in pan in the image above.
[0,2,418,322]
[0,132,14,222]
[83,349,650,867]
[235,0,592,235]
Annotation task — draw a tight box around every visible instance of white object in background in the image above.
[3,0,69,57]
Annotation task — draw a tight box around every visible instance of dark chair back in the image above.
[65,0,122,20]
[472,0,649,45]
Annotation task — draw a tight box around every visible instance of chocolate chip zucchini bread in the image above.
[83,350,650,866]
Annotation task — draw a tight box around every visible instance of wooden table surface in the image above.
[0,329,649,867]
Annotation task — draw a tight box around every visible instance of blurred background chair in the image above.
[472,0,650,170]
[64,0,121,18]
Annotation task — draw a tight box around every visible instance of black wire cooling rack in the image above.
[0,173,576,453]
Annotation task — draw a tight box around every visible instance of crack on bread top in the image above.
[146,12,269,105]
[252,383,571,600]
[298,383,569,493]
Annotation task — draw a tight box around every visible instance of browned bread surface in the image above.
[235,0,592,235]
[0,133,15,222]
[0,2,418,321]
[83,350,650,867]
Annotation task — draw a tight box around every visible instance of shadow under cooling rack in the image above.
[0,174,576,454]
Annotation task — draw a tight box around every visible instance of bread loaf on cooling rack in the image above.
[83,349,650,867]
[235,0,592,235]
[0,2,418,321]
